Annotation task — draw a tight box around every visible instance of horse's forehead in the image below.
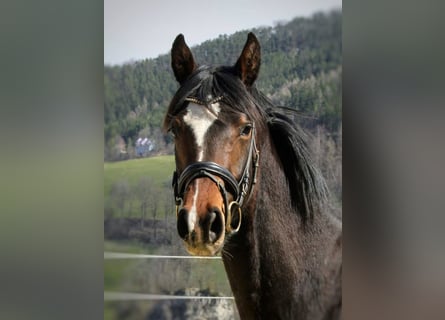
[183,102,221,159]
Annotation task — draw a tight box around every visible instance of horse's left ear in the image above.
[171,34,197,84]
[235,32,261,86]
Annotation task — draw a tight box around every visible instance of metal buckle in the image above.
[226,201,242,233]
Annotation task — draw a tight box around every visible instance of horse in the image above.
[163,33,342,319]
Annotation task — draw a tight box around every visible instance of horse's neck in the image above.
[223,143,342,319]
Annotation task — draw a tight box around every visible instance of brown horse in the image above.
[163,33,342,319]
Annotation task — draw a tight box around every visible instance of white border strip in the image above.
[104,291,234,301]
[104,252,222,260]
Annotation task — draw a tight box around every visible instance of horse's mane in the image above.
[266,107,328,220]
[164,65,327,220]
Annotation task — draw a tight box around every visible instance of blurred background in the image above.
[3,0,445,319]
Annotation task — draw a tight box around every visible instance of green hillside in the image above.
[104,155,175,218]
[104,155,174,194]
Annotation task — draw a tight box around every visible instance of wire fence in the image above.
[104,251,233,301]
[105,291,234,301]
[104,252,222,260]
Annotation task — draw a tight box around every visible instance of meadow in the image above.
[104,155,176,219]
[104,155,175,195]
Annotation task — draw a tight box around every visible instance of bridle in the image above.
[171,98,260,234]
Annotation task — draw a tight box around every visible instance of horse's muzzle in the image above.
[176,206,225,256]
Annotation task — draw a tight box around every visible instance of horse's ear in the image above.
[234,32,261,86]
[171,34,197,84]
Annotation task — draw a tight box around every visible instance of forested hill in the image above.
[104,10,342,161]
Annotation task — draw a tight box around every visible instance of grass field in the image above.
[104,155,175,195]
[104,155,176,218]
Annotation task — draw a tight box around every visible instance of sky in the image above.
[104,0,341,65]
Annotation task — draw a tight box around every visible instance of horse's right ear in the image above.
[234,32,261,87]
[171,34,197,84]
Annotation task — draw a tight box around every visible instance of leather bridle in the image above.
[171,106,259,234]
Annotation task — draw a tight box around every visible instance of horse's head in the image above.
[164,33,262,256]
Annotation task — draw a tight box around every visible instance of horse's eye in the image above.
[169,126,178,138]
[240,124,253,137]
[169,119,182,138]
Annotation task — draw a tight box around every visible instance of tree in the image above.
[309,125,342,218]
[135,176,157,228]
[110,180,130,217]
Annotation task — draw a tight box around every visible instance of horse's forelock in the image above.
[165,66,267,128]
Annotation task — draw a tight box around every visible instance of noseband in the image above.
[172,115,259,234]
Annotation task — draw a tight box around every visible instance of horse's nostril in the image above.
[177,209,189,240]
[209,209,224,243]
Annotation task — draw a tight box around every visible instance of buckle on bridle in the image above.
[226,201,242,233]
